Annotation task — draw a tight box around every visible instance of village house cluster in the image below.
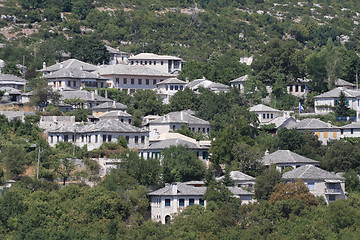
[0,50,357,224]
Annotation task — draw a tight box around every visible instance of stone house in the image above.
[128,53,184,74]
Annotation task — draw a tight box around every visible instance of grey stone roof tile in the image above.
[286,118,337,130]
[261,150,319,165]
[249,104,281,112]
[156,78,186,85]
[282,165,345,181]
[94,64,174,77]
[92,101,127,110]
[60,90,112,102]
[0,73,27,83]
[45,68,106,80]
[128,53,182,61]
[143,138,207,150]
[40,59,99,72]
[149,182,206,196]
[149,110,210,125]
[230,75,249,83]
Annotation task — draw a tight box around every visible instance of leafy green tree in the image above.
[231,141,263,175]
[168,88,200,112]
[56,158,75,185]
[203,181,233,207]
[254,167,282,201]
[335,91,351,117]
[3,144,27,180]
[343,170,360,193]
[1,62,20,76]
[68,36,109,64]
[162,145,205,183]
[72,0,93,20]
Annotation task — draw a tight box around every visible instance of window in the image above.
[341,129,344,135]
[170,85,174,90]
[179,199,185,207]
[203,151,208,160]
[140,61,143,65]
[72,135,75,142]
[73,81,76,87]
[131,61,134,65]
[146,79,149,85]
[149,61,152,65]
[50,136,53,143]
[154,61,156,65]
[295,85,299,92]
[189,199,195,206]
[88,135,91,143]
[307,182,315,190]
[141,136,145,144]
[351,129,354,134]
[116,78,119,84]
[329,195,336,202]
[138,79,142,85]
[289,86,293,92]
[103,135,107,142]
[175,85,178,90]
[263,114,266,119]
[64,135,68,142]
[53,82,56,87]
[165,199,171,207]
[323,132,328,138]
[161,61,164,65]
[145,61,147,65]
[271,114,273,119]
[95,135,98,143]
[124,78,127,84]
[333,132,337,138]
[267,114,270,119]
[57,136,59,142]
[203,128,205,133]
[153,79,157,85]
[59,81,62,87]
[108,135,112,142]
[180,86,183,90]
[131,79,134,84]
[126,136,129,143]
[207,128,210,133]
[135,136,139,143]
[199,199,205,206]
[81,135,84,142]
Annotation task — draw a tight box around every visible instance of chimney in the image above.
[185,77,189,83]
[91,91,95,100]
[95,89,98,95]
[171,183,178,194]
[43,62,46,69]
[105,90,108,99]
[265,149,269,156]
[113,100,116,107]
[80,65,84,71]
[60,62,63,69]
[180,111,183,121]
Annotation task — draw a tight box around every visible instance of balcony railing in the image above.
[325,188,342,194]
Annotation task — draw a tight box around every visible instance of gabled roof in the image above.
[92,101,127,110]
[249,104,281,112]
[94,64,174,77]
[186,79,229,90]
[106,46,127,55]
[217,171,255,181]
[285,118,337,130]
[0,87,21,94]
[40,59,99,72]
[336,79,356,87]
[282,165,345,181]
[49,119,147,134]
[99,111,132,118]
[143,138,208,150]
[128,53,182,61]
[0,73,27,83]
[149,110,210,125]
[45,68,107,80]
[156,78,186,85]
[149,182,206,196]
[60,90,112,102]
[228,187,255,196]
[261,150,319,165]
[314,87,360,99]
[341,122,360,129]
[230,75,249,83]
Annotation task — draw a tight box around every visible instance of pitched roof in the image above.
[0,73,27,83]
[106,46,127,54]
[60,90,112,102]
[45,68,106,80]
[49,119,147,134]
[314,87,360,99]
[249,104,281,112]
[143,138,208,150]
[186,79,229,90]
[99,110,132,118]
[285,118,337,130]
[261,150,319,165]
[149,110,210,125]
[149,182,206,196]
[128,53,182,61]
[336,79,356,87]
[230,75,249,83]
[228,187,255,196]
[282,165,345,181]
[94,64,174,77]
[156,78,186,85]
[217,171,255,181]
[40,59,99,72]
[0,111,35,121]
[341,122,360,129]
[92,101,127,110]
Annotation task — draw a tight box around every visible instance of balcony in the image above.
[325,188,343,194]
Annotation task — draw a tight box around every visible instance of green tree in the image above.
[203,181,233,207]
[68,36,109,64]
[162,145,205,183]
[335,91,351,117]
[56,158,75,185]
[1,62,20,76]
[168,88,200,112]
[254,167,282,201]
[3,145,27,180]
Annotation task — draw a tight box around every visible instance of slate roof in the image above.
[341,122,360,129]
[60,90,112,103]
[149,110,210,125]
[99,111,132,118]
[49,119,147,134]
[261,150,319,165]
[217,171,255,181]
[92,101,127,110]
[285,118,337,130]
[282,165,345,181]
[0,87,21,94]
[40,59,99,72]
[106,46,127,54]
[143,138,208,150]
[186,79,229,90]
[156,78,186,85]
[94,64,174,77]
[0,73,27,83]
[336,79,356,87]
[149,183,206,196]
[45,68,107,80]
[249,104,281,112]
[228,187,255,196]
[128,53,182,61]
[0,111,35,120]
[314,87,360,99]
[230,75,249,83]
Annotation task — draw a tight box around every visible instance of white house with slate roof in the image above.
[138,138,210,161]
[94,64,174,93]
[186,77,230,93]
[0,73,27,90]
[156,78,187,104]
[92,101,128,117]
[250,104,293,128]
[106,46,128,65]
[282,165,346,204]
[47,119,149,151]
[287,78,310,97]
[282,118,340,144]
[145,110,211,141]
[59,90,113,110]
[216,171,256,191]
[260,150,320,172]
[335,78,357,90]
[149,182,255,224]
[128,53,184,74]
[230,75,248,93]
